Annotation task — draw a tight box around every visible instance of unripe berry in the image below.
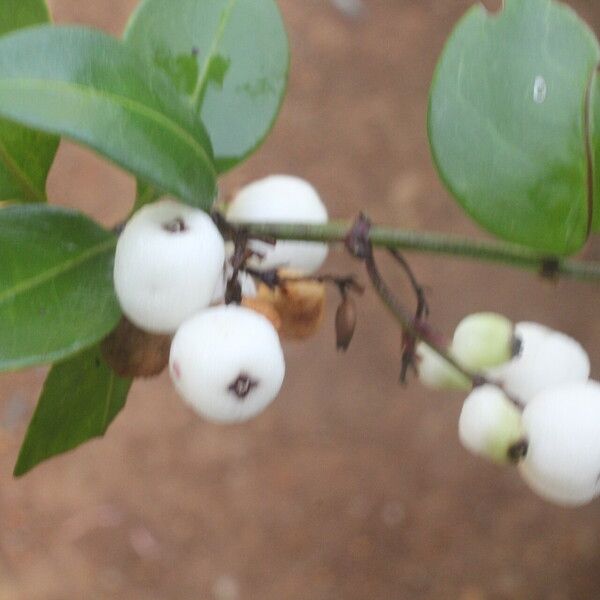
[489,322,590,404]
[114,199,225,333]
[169,305,285,423]
[519,381,600,506]
[226,175,329,274]
[452,312,515,371]
[458,385,523,464]
[416,342,470,391]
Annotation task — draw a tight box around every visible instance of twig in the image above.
[238,220,600,283]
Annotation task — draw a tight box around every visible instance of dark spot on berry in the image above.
[228,373,258,400]
[511,334,522,358]
[163,218,187,233]
[507,439,529,464]
[472,374,487,388]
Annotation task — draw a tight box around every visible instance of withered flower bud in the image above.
[335,295,357,351]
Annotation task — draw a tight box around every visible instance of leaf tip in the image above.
[12,454,32,478]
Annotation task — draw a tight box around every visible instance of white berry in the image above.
[452,312,514,371]
[519,381,600,506]
[226,175,329,274]
[169,305,285,423]
[458,385,523,464]
[489,322,590,404]
[113,199,225,333]
[416,342,470,391]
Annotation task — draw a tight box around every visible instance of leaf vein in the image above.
[0,78,214,173]
[191,0,238,112]
[0,135,45,201]
[0,236,116,304]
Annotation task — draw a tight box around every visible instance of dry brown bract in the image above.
[101,317,172,378]
[257,269,326,340]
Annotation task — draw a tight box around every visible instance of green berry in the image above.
[452,312,515,371]
[416,342,470,391]
[458,385,524,465]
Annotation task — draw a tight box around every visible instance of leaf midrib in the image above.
[0,78,215,172]
[0,236,116,304]
[191,0,238,112]
[0,134,46,201]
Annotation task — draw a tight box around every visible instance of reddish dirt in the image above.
[1,1,600,599]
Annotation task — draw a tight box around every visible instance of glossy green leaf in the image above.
[124,0,289,172]
[428,0,600,255]
[14,346,132,476]
[590,67,600,231]
[0,26,217,209]
[0,204,120,372]
[0,0,58,202]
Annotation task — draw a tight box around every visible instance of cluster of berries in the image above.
[112,175,328,424]
[112,173,597,508]
[417,313,597,506]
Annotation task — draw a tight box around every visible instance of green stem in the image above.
[240,220,600,282]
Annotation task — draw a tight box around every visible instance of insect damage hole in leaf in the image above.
[124,0,289,173]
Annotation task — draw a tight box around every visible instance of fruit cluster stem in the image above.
[217,213,526,406]
[357,230,524,407]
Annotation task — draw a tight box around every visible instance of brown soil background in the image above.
[2,1,600,598]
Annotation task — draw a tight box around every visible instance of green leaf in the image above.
[0,26,217,209]
[0,0,58,203]
[428,0,600,255]
[124,0,289,172]
[0,204,121,372]
[133,179,162,212]
[13,346,132,477]
[0,0,50,35]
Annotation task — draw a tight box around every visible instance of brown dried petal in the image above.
[101,317,172,378]
[258,271,325,340]
[241,297,282,332]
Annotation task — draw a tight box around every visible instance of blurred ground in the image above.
[2,0,600,598]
